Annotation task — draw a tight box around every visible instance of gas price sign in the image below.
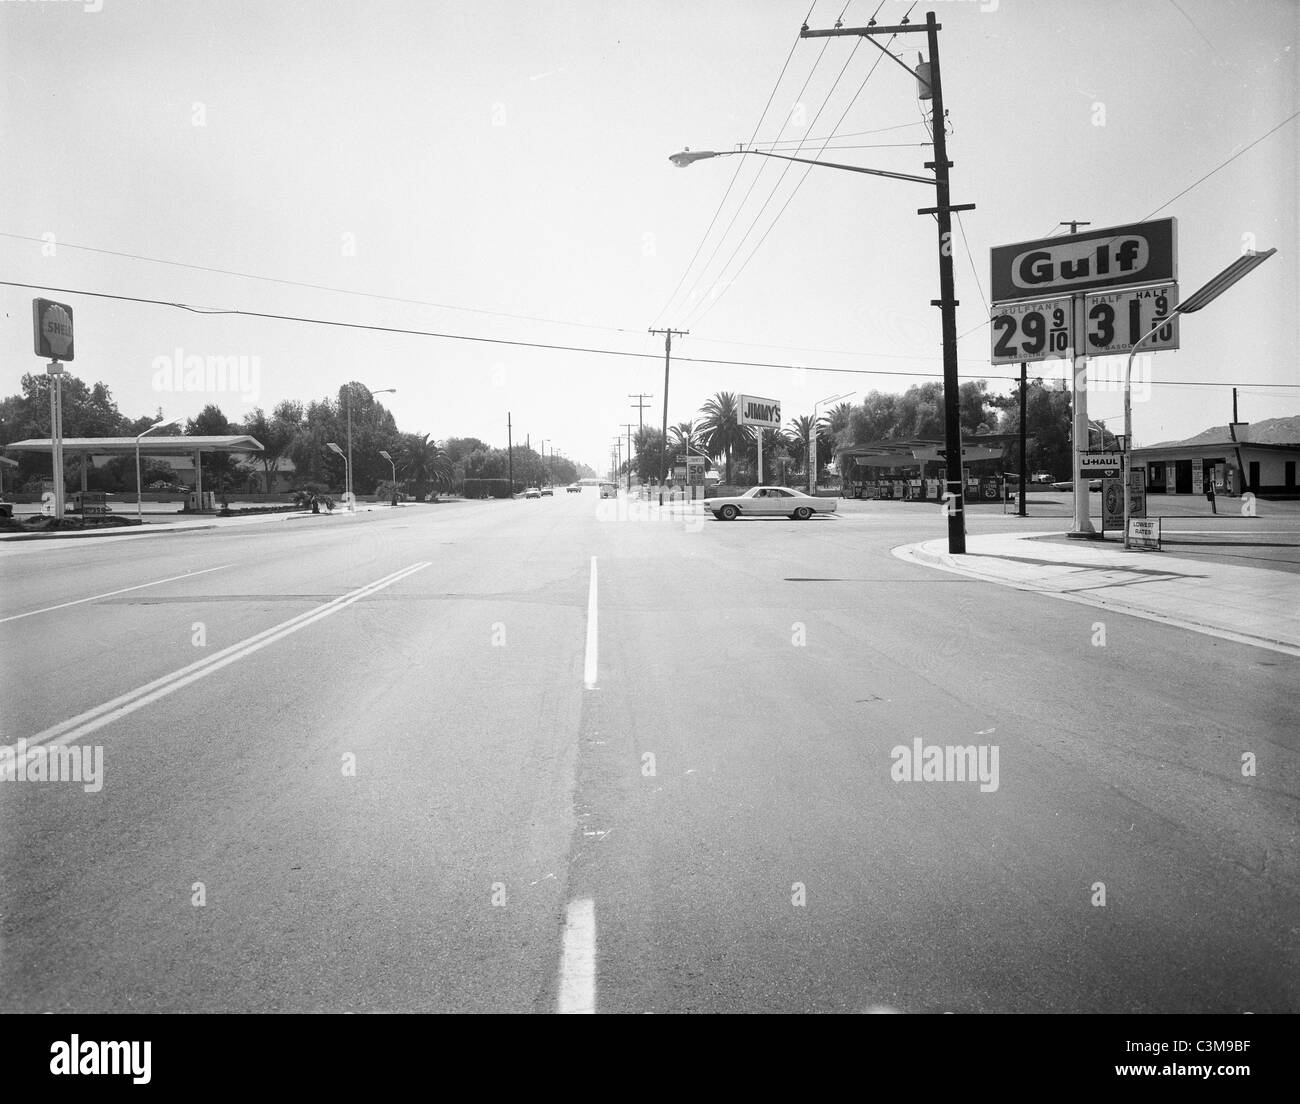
[1084,283,1179,356]
[990,296,1072,365]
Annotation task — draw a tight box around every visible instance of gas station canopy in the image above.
[3,435,264,457]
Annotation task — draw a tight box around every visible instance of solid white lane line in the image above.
[1,562,430,766]
[557,898,597,1014]
[0,565,234,625]
[583,556,598,689]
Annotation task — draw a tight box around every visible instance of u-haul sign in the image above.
[990,219,1176,303]
[739,395,781,428]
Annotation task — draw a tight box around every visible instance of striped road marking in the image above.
[0,562,430,776]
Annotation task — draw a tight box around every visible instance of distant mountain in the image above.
[1147,414,1300,449]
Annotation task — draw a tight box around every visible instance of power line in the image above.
[6,279,1291,388]
[0,230,639,338]
[650,3,818,328]
[684,15,910,329]
[665,10,854,325]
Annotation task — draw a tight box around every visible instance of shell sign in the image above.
[33,298,75,361]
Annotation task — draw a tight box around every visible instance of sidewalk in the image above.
[0,503,400,543]
[894,531,1300,658]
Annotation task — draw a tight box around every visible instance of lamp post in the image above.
[541,439,550,487]
[135,418,175,521]
[810,391,854,496]
[1122,247,1276,549]
[671,29,971,555]
[326,442,349,506]
[379,449,398,506]
[345,385,395,510]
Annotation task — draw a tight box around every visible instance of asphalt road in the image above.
[1,490,1295,1012]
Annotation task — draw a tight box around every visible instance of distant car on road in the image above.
[599,483,617,498]
[704,486,838,521]
[523,487,541,499]
[1030,471,1053,484]
[147,481,188,493]
[566,483,582,494]
[540,486,553,496]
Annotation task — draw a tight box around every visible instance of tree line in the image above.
[621,381,1105,488]
[0,374,594,499]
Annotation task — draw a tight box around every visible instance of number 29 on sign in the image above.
[990,297,1072,365]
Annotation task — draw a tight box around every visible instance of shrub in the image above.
[461,478,513,499]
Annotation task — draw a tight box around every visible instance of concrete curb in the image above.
[894,535,1300,658]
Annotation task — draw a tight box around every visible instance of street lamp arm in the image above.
[671,147,935,186]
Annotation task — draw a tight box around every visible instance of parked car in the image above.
[704,486,838,521]
[540,486,553,496]
[1030,471,1053,484]
[147,480,189,493]
[523,487,541,499]
[566,483,582,494]
[599,483,617,498]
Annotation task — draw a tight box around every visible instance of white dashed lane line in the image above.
[557,898,597,1014]
[583,555,598,689]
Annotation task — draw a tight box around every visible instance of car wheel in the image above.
[793,506,812,521]
[719,504,738,520]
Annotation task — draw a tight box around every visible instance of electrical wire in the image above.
[664,5,854,326]
[9,279,1289,389]
[0,232,639,338]
[685,9,916,329]
[650,2,821,329]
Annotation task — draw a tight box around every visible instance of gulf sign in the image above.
[33,298,75,361]
[739,394,781,428]
[990,218,1176,303]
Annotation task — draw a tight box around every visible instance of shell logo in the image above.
[33,298,75,361]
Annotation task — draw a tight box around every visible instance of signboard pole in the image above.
[48,361,66,519]
[1070,292,1096,536]
[756,427,763,486]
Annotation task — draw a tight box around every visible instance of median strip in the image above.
[557,897,597,1013]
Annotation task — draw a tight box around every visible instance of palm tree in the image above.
[669,420,698,452]
[787,415,815,470]
[697,392,745,484]
[399,433,453,501]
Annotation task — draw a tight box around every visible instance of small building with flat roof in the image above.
[1130,416,1299,497]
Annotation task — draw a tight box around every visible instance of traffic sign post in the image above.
[33,299,75,521]
[740,395,780,487]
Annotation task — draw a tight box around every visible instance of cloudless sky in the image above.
[2,0,1296,471]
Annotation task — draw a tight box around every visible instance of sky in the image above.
[2,0,1296,473]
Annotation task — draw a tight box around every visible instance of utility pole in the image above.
[1059,220,1091,235]
[1233,386,1239,424]
[801,13,972,553]
[629,393,654,442]
[620,423,636,494]
[648,328,687,506]
[507,412,513,496]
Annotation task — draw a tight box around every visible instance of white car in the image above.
[523,487,541,499]
[704,486,838,521]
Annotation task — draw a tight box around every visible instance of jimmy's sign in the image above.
[990,218,1176,303]
[739,395,781,428]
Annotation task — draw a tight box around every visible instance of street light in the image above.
[379,448,398,506]
[326,442,349,505]
[135,418,176,520]
[671,101,969,547]
[810,391,854,495]
[345,386,396,510]
[541,439,550,487]
[1122,248,1276,549]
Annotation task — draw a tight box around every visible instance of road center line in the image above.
[557,897,597,1014]
[1,562,430,765]
[0,564,234,625]
[583,555,598,689]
